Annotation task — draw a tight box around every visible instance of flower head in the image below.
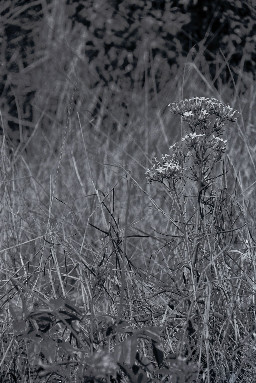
[146,98,233,186]
[211,134,227,153]
[146,154,182,183]
[168,97,238,122]
[181,133,205,142]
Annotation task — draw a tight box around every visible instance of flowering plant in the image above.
[146,97,238,219]
[168,97,238,125]
[145,98,251,380]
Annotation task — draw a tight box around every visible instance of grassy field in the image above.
[0,1,256,382]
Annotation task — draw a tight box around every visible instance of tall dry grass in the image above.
[0,1,256,382]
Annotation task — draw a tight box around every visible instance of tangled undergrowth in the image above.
[0,97,255,382]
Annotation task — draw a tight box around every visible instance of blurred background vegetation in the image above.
[1,0,255,151]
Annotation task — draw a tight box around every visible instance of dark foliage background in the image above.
[0,0,255,152]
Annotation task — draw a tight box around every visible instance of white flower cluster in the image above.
[212,135,227,144]
[183,109,210,121]
[146,154,182,183]
[180,133,207,154]
[211,134,227,152]
[168,97,238,122]
[146,98,233,185]
[181,133,205,142]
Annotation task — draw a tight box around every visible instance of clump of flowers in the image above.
[168,97,238,137]
[144,98,250,382]
[146,153,182,183]
[146,98,237,187]
[168,97,238,123]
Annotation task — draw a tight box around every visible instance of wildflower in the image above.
[183,111,194,118]
[168,97,238,122]
[198,109,210,120]
[146,154,182,183]
[181,133,205,142]
[211,134,227,153]
[212,134,227,144]
[180,133,207,156]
